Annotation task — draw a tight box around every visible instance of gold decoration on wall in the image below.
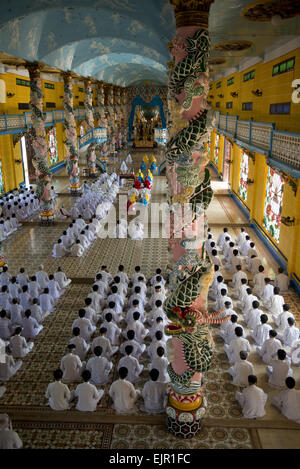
[242,0,300,22]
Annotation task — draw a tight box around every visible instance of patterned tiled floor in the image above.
[1,156,300,449]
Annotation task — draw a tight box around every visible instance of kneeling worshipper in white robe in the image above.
[148,300,166,326]
[250,314,272,346]
[224,327,251,364]
[69,327,90,361]
[9,327,34,358]
[107,286,124,316]
[109,367,140,414]
[22,310,43,339]
[101,303,122,325]
[84,298,100,326]
[28,276,40,299]
[235,227,248,248]
[235,375,268,419]
[16,268,29,287]
[8,298,23,325]
[128,219,144,240]
[219,315,245,345]
[260,278,274,310]
[31,298,49,323]
[273,267,290,293]
[123,311,148,343]
[228,351,254,387]
[60,344,85,383]
[142,368,168,414]
[267,349,293,388]
[102,313,122,346]
[147,331,167,361]
[149,317,168,342]
[273,304,294,332]
[48,275,63,301]
[71,240,85,257]
[91,327,118,358]
[52,239,68,258]
[270,287,285,318]
[120,330,146,360]
[252,266,266,298]
[0,310,13,340]
[228,265,247,296]
[74,369,104,412]
[126,302,146,324]
[277,318,300,347]
[18,285,31,312]
[39,288,55,314]
[54,267,72,289]
[256,330,282,365]
[35,265,50,290]
[272,377,300,423]
[86,346,113,386]
[45,369,72,411]
[0,414,23,449]
[149,346,170,383]
[0,352,22,381]
[215,289,233,312]
[72,310,96,343]
[118,345,143,383]
[244,301,264,331]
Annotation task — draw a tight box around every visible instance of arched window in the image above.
[263,167,284,243]
[239,150,249,202]
[48,128,58,165]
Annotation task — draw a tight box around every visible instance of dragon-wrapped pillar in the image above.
[63,72,81,194]
[165,0,225,438]
[84,78,97,176]
[105,85,116,155]
[96,81,107,160]
[27,63,54,224]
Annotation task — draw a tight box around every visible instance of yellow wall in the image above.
[210,47,300,133]
[210,131,300,286]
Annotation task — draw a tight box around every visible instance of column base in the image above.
[166,391,207,439]
[40,210,55,225]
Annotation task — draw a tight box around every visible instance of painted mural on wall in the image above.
[263,167,284,243]
[239,150,249,202]
[214,133,219,166]
[48,128,58,166]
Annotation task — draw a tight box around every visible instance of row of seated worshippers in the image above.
[52,216,101,258]
[60,173,119,221]
[0,185,44,224]
[0,265,72,397]
[207,228,300,423]
[45,265,172,414]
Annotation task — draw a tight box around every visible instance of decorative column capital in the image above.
[169,0,214,28]
[26,61,41,78]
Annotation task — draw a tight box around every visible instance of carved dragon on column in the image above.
[84,78,97,175]
[164,0,226,438]
[63,73,80,194]
[27,63,54,224]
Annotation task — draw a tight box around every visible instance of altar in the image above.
[133,105,161,148]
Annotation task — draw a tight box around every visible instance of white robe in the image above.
[45,381,71,411]
[69,336,90,361]
[274,311,295,332]
[54,272,72,289]
[39,293,54,313]
[60,353,84,383]
[101,321,122,346]
[52,244,68,258]
[91,335,118,358]
[244,308,264,330]
[118,355,143,383]
[251,323,272,346]
[142,381,167,414]
[270,295,285,317]
[9,335,34,358]
[120,339,145,359]
[224,337,251,364]
[21,317,43,339]
[235,385,267,418]
[123,321,148,342]
[72,317,96,343]
[267,359,293,388]
[86,356,113,385]
[74,382,103,411]
[278,326,300,347]
[35,271,50,290]
[228,360,254,387]
[256,338,282,365]
[272,389,300,423]
[109,379,138,414]
[261,284,274,310]
[149,356,170,383]
[0,354,22,381]
[274,273,289,293]
[252,272,266,298]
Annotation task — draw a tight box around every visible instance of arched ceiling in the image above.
[0,0,299,85]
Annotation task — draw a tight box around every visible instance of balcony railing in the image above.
[215,113,300,171]
[0,108,86,132]
[79,127,107,150]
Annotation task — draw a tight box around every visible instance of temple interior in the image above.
[0,0,299,451]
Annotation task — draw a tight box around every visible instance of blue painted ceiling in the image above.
[0,0,299,86]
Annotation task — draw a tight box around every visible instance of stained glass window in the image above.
[0,159,4,194]
[48,128,58,165]
[214,133,219,166]
[263,167,284,243]
[239,151,249,202]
